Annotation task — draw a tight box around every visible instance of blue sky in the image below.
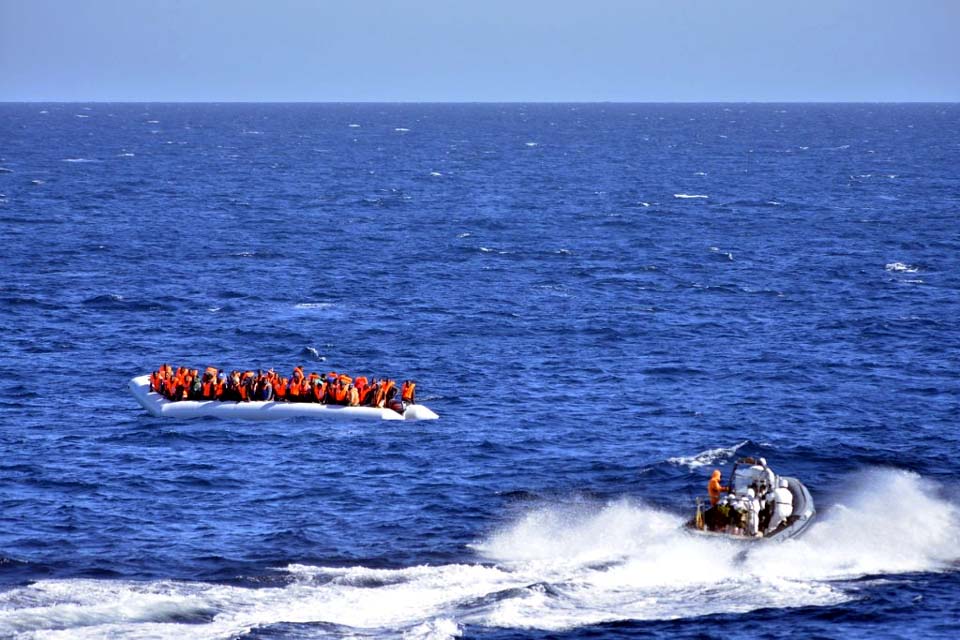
[2,0,958,102]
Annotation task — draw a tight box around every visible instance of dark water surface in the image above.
[1,103,958,639]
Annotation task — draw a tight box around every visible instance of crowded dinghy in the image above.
[129,364,439,421]
[686,457,815,542]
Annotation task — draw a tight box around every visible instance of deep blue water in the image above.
[1,103,959,639]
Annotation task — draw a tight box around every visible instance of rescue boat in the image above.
[685,458,816,543]
[128,375,439,421]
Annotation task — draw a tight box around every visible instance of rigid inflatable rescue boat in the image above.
[685,457,815,543]
[128,375,439,421]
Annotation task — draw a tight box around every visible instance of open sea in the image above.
[1,103,958,639]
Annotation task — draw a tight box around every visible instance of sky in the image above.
[1,0,958,102]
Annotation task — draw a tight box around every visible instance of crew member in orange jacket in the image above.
[708,469,729,506]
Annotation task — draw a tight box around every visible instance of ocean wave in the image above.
[885,262,919,273]
[673,194,709,199]
[667,440,750,470]
[293,302,334,310]
[63,158,98,163]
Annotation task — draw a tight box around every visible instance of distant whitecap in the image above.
[429,171,442,177]
[885,262,919,273]
[30,179,44,185]
[457,232,472,238]
[394,127,410,132]
[640,202,650,207]
[63,158,96,163]
[348,124,361,128]
[694,171,707,176]
[525,142,538,147]
[294,302,334,310]
[302,346,326,361]
[75,114,89,118]
[668,440,749,470]
[118,153,135,157]
[674,194,709,199]
[146,120,160,124]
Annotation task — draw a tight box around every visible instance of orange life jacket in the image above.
[312,382,326,403]
[274,378,287,399]
[202,381,215,399]
[375,380,395,408]
[289,379,301,397]
[401,381,416,403]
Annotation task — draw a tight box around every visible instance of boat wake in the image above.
[0,469,956,639]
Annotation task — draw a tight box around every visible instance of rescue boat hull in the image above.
[685,477,816,543]
[128,375,439,421]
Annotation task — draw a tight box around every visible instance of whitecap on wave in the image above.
[885,262,919,273]
[667,440,749,470]
[294,302,334,310]
[673,194,709,199]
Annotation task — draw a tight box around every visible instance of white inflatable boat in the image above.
[686,457,815,543]
[128,375,439,421]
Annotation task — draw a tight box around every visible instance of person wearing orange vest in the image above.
[375,379,396,408]
[201,368,218,400]
[400,380,416,405]
[329,377,348,405]
[287,376,302,402]
[274,376,288,401]
[311,377,326,403]
[354,377,370,405]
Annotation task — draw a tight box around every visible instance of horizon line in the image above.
[1,100,958,105]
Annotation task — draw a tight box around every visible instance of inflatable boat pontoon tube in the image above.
[129,375,439,421]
